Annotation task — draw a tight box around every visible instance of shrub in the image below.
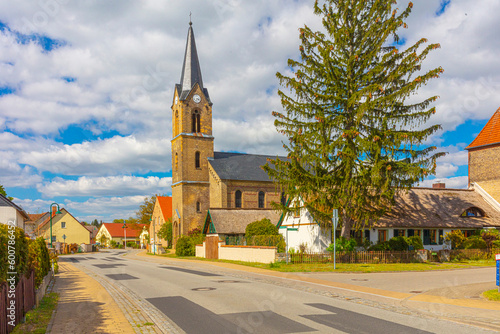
[157,220,173,248]
[406,236,424,250]
[245,219,278,239]
[175,236,195,256]
[250,235,286,252]
[327,237,357,252]
[463,235,487,249]
[110,240,117,248]
[388,236,409,251]
[444,230,466,249]
[481,229,500,249]
[368,241,391,251]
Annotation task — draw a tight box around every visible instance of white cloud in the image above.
[37,175,171,197]
[417,176,469,189]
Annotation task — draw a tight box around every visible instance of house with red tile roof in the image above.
[96,223,147,248]
[149,196,172,252]
[36,208,91,245]
[466,107,500,205]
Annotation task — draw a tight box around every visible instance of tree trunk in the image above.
[340,210,353,239]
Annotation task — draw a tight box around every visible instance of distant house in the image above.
[96,223,147,247]
[36,208,91,245]
[0,193,29,230]
[85,225,99,244]
[26,213,47,239]
[203,208,281,245]
[277,197,332,253]
[150,196,172,253]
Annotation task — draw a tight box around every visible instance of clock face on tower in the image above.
[193,94,201,104]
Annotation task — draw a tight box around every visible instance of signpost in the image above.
[332,209,338,270]
[496,254,500,293]
[62,234,66,254]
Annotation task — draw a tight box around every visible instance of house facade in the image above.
[149,196,172,252]
[96,223,147,247]
[36,208,91,245]
[0,194,29,230]
[277,198,331,253]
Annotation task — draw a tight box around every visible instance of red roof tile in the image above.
[157,196,172,221]
[466,107,500,150]
[102,223,146,238]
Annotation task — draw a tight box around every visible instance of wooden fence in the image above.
[0,270,36,334]
[288,250,423,264]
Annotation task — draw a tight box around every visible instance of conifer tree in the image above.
[264,0,445,238]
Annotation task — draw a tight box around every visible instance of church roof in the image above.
[209,152,287,182]
[466,107,500,150]
[176,22,210,102]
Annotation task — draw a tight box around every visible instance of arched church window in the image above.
[195,151,201,169]
[280,192,287,206]
[235,190,242,208]
[192,110,201,133]
[258,191,265,208]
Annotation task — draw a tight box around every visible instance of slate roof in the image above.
[102,223,147,238]
[466,107,500,150]
[175,22,211,103]
[374,187,500,228]
[0,193,29,219]
[209,152,287,182]
[203,208,281,235]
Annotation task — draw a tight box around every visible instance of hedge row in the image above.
[0,224,51,288]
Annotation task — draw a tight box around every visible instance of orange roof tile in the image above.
[102,223,146,238]
[157,196,172,221]
[466,107,500,150]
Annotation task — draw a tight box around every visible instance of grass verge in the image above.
[483,289,500,302]
[145,252,495,272]
[11,292,59,334]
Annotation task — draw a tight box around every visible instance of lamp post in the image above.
[122,220,127,249]
[49,203,62,248]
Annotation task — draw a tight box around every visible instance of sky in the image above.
[1,0,500,223]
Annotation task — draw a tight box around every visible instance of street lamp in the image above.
[49,203,62,248]
[122,220,127,249]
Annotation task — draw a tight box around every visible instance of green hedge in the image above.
[0,224,51,288]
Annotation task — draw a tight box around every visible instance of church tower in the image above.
[171,21,214,240]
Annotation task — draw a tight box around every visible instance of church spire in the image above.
[179,20,204,98]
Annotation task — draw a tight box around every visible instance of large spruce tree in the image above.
[264,0,445,238]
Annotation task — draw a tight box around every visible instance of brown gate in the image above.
[205,235,219,259]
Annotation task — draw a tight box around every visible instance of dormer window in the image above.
[460,207,485,217]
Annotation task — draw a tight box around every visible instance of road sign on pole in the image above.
[332,209,338,270]
[496,254,500,292]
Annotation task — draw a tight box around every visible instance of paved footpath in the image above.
[47,261,135,334]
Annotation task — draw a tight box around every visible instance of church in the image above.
[170,22,285,242]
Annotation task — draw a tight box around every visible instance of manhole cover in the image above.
[410,291,422,294]
[216,280,245,283]
[351,279,368,282]
[191,287,216,291]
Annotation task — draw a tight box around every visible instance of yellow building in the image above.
[37,208,90,245]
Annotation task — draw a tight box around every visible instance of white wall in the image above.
[0,207,25,230]
[279,203,331,253]
[218,245,276,263]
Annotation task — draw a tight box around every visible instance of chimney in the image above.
[432,182,446,189]
[51,206,57,217]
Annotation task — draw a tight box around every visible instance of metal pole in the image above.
[286,228,289,264]
[334,226,336,270]
[153,218,156,255]
[50,206,53,248]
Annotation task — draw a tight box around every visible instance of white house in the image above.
[0,193,29,230]
[277,198,332,253]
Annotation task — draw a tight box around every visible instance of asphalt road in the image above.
[62,250,497,334]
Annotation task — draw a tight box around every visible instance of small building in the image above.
[149,196,172,253]
[85,225,99,244]
[202,208,281,245]
[0,193,29,230]
[36,208,91,245]
[96,223,147,247]
[277,198,332,253]
[357,185,500,250]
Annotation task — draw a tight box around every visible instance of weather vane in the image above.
[189,12,192,25]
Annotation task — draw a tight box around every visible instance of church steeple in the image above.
[177,21,209,102]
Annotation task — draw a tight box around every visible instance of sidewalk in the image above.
[47,262,135,334]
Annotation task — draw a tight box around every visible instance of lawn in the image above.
[483,289,500,302]
[146,252,495,273]
[11,292,59,334]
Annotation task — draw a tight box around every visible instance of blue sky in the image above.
[1,0,500,222]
